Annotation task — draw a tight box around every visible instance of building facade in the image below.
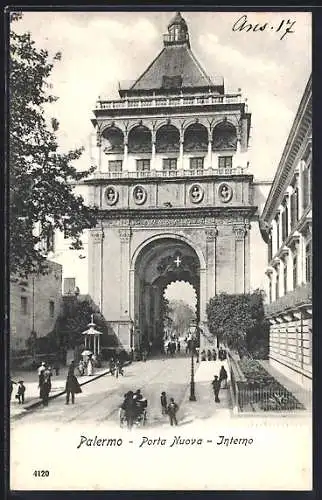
[10,260,63,352]
[86,13,267,352]
[260,75,312,388]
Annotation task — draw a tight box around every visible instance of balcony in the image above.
[265,283,312,317]
[95,93,243,111]
[90,166,247,181]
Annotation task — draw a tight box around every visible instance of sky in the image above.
[12,10,311,181]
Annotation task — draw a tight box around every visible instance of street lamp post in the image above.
[189,322,197,402]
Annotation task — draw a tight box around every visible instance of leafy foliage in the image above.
[168,299,196,337]
[55,297,118,350]
[206,290,269,357]
[9,15,97,277]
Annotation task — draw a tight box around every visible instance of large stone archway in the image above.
[131,237,202,351]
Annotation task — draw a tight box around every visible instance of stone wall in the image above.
[10,261,63,351]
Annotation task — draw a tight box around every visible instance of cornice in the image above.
[96,205,258,221]
[85,173,254,186]
[261,75,311,224]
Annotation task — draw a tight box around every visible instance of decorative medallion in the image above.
[105,186,119,206]
[218,183,233,203]
[189,184,204,204]
[133,185,147,205]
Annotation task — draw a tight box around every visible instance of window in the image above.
[218,156,232,169]
[305,241,312,283]
[21,296,28,315]
[49,300,55,318]
[293,253,298,289]
[268,237,273,262]
[282,204,289,242]
[190,157,204,170]
[284,262,288,295]
[136,159,150,172]
[275,271,279,300]
[162,75,182,89]
[163,158,177,170]
[290,187,299,230]
[275,215,280,250]
[302,163,311,210]
[108,160,122,172]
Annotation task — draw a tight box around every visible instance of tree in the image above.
[9,13,97,277]
[206,291,268,356]
[169,299,196,337]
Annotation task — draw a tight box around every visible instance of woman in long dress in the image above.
[87,356,93,376]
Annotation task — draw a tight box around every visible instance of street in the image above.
[11,356,193,429]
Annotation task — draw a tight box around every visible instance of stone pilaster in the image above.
[233,224,247,293]
[205,227,218,300]
[119,228,132,319]
[90,228,104,310]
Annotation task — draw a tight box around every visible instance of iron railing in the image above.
[236,383,305,412]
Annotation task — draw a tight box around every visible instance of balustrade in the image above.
[93,166,245,180]
[97,93,242,111]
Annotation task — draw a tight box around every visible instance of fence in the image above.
[227,351,305,413]
[236,383,305,412]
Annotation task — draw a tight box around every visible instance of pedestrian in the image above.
[40,372,51,406]
[43,365,53,392]
[78,359,85,376]
[38,361,46,386]
[65,365,82,404]
[201,350,206,361]
[167,398,178,426]
[207,349,212,361]
[177,340,181,353]
[109,357,115,375]
[212,349,217,361]
[219,365,228,389]
[212,375,221,403]
[115,359,124,377]
[15,380,26,404]
[124,392,137,429]
[53,359,60,376]
[87,356,93,376]
[10,378,17,401]
[160,391,168,416]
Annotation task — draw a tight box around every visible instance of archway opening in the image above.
[133,237,201,354]
[163,281,197,340]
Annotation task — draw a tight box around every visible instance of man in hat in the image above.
[16,381,26,404]
[212,375,221,403]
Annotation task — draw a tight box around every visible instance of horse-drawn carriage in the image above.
[119,392,148,428]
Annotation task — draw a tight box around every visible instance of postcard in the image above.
[8,10,312,491]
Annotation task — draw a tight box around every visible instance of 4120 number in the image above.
[33,470,49,477]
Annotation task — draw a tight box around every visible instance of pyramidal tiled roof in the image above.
[130,45,222,92]
[128,14,223,93]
